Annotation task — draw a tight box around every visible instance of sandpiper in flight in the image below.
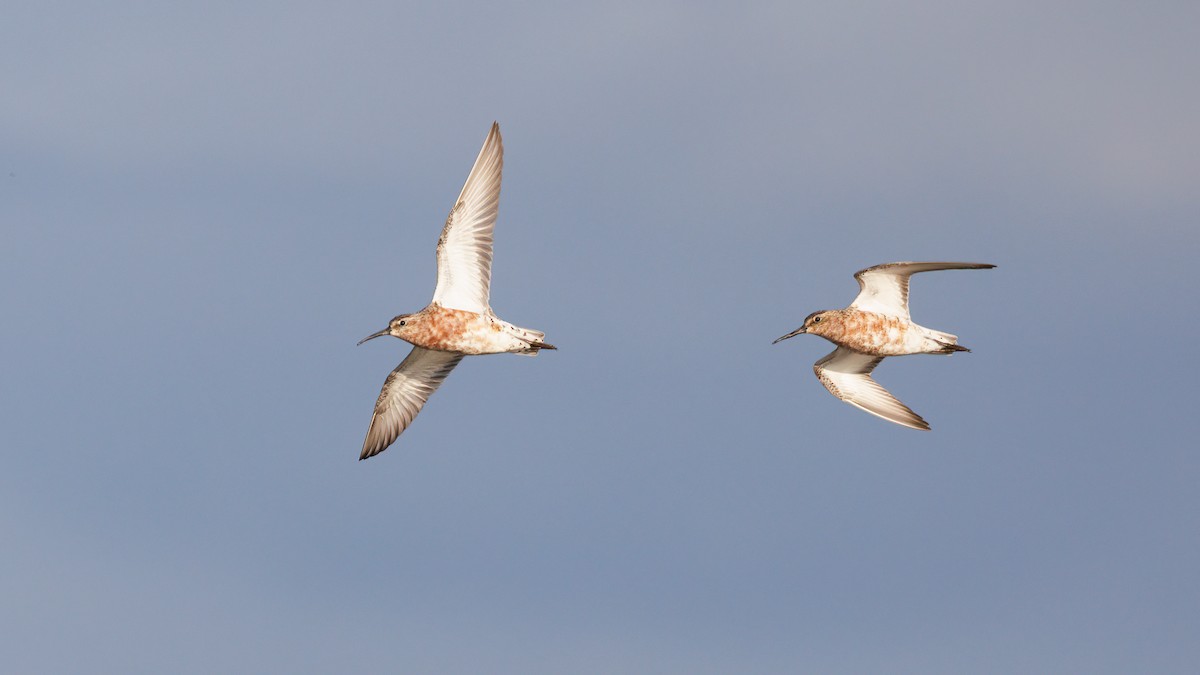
[357,123,555,459]
[772,262,994,430]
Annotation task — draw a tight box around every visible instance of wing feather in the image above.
[850,261,995,319]
[430,122,503,313]
[361,347,463,459]
[813,347,930,431]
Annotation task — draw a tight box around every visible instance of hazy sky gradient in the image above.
[3,2,1198,672]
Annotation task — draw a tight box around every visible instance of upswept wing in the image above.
[430,122,503,314]
[813,347,930,431]
[361,347,464,459]
[850,261,995,319]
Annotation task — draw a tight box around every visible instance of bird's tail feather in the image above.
[503,322,555,356]
[936,342,970,354]
[924,327,969,354]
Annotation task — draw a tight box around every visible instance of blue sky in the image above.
[2,2,1198,672]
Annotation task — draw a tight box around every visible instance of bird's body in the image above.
[773,261,994,430]
[357,123,554,459]
[385,305,548,356]
[793,308,937,356]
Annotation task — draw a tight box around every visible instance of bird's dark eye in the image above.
[812,316,822,323]
[398,320,406,326]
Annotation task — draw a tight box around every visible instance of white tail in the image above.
[501,321,555,356]
[924,327,958,344]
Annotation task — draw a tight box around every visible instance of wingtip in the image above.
[359,439,386,461]
[888,412,931,431]
[906,410,932,431]
[894,413,931,431]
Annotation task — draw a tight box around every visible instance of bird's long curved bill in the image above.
[357,328,390,346]
[772,327,806,344]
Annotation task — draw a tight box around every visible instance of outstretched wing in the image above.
[361,347,464,459]
[813,347,930,431]
[850,262,995,320]
[430,122,503,314]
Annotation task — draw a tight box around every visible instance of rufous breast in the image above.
[822,309,913,356]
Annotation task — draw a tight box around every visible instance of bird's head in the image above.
[358,313,418,345]
[772,310,834,344]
